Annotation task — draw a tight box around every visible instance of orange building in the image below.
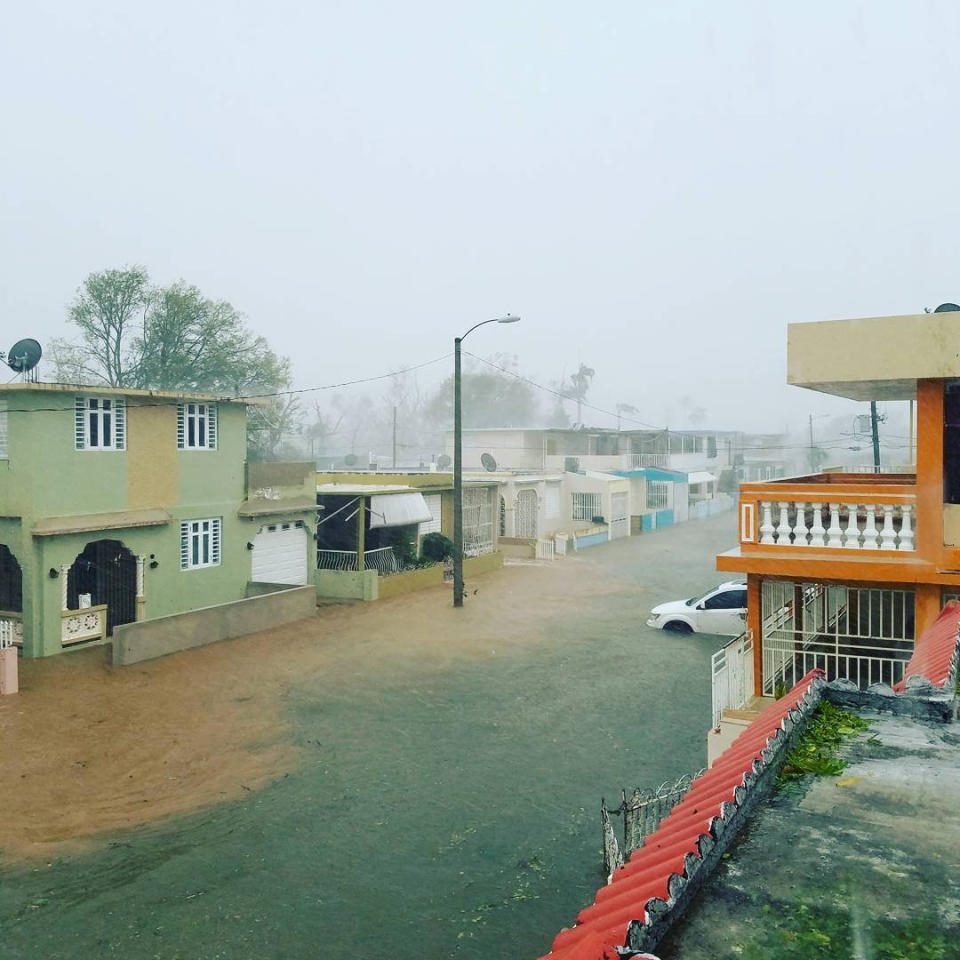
[711,311,960,748]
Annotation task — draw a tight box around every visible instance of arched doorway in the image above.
[515,489,538,539]
[67,539,137,635]
[0,544,22,614]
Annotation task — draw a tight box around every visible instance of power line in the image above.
[461,351,667,431]
[0,354,453,415]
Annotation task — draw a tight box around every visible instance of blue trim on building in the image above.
[575,531,609,549]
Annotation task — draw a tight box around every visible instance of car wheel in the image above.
[663,621,693,634]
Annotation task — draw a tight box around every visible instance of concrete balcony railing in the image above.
[738,473,917,553]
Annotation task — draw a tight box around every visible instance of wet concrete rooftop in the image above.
[659,711,960,959]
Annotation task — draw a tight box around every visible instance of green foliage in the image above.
[741,903,949,960]
[425,354,538,428]
[50,267,297,459]
[778,702,870,783]
[386,528,419,568]
[420,532,453,563]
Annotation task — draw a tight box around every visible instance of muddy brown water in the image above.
[0,514,738,959]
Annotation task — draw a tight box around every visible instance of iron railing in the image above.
[711,630,754,729]
[601,771,705,881]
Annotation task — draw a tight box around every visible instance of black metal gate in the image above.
[0,545,22,612]
[67,539,136,635]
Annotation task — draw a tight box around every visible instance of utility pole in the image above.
[392,406,397,469]
[870,400,881,473]
[808,414,815,472]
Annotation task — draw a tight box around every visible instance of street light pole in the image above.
[452,315,520,608]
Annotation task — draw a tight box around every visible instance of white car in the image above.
[646,581,748,636]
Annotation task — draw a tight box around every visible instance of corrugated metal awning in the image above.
[687,471,717,485]
[369,492,433,529]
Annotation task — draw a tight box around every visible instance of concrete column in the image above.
[915,379,942,563]
[914,583,942,639]
[747,574,762,697]
[356,496,366,571]
[0,646,17,695]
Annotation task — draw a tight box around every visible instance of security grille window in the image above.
[177,402,218,450]
[707,436,717,459]
[462,487,495,556]
[180,518,222,569]
[75,396,125,450]
[572,492,602,520]
[646,481,669,510]
[0,399,7,459]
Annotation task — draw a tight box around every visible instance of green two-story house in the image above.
[0,383,316,658]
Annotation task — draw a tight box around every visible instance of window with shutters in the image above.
[180,518,222,569]
[177,402,217,450]
[75,396,125,451]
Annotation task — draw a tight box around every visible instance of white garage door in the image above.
[252,522,308,585]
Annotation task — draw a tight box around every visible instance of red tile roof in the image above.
[538,669,826,960]
[893,600,960,693]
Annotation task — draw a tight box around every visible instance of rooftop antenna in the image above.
[6,338,42,382]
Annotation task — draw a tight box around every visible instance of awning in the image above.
[368,492,433,529]
[32,508,173,537]
[238,495,316,517]
[687,471,717,485]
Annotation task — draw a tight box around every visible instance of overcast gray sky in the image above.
[3,1,958,435]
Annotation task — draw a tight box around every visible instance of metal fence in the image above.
[601,770,705,881]
[316,547,399,575]
[711,629,754,729]
[761,581,914,694]
[0,618,16,650]
[535,539,555,560]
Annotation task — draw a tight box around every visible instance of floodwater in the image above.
[0,513,738,959]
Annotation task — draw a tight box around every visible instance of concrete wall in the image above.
[787,312,950,401]
[377,564,444,599]
[315,569,379,601]
[498,537,536,559]
[112,585,316,665]
[463,550,504,576]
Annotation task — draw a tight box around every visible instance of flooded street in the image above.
[1,514,737,959]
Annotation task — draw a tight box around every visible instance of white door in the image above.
[515,489,538,538]
[610,492,629,539]
[251,522,309,585]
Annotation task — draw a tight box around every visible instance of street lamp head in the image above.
[496,315,520,324]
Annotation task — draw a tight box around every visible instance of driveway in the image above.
[0,512,739,959]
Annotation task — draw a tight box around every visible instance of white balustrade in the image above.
[751,499,914,551]
[808,503,826,546]
[843,503,861,549]
[759,502,776,544]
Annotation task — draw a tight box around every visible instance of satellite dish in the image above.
[437,454,451,469]
[934,303,960,313]
[7,338,42,374]
[343,453,358,467]
[480,452,498,472]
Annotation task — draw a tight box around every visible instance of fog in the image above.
[3,1,959,443]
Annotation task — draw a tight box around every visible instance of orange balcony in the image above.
[736,472,917,556]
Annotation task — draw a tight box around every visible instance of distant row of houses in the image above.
[0,381,785,663]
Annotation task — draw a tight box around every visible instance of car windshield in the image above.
[686,585,738,606]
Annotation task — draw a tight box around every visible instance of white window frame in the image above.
[75,395,125,451]
[177,402,218,450]
[180,518,222,570]
[571,492,603,521]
